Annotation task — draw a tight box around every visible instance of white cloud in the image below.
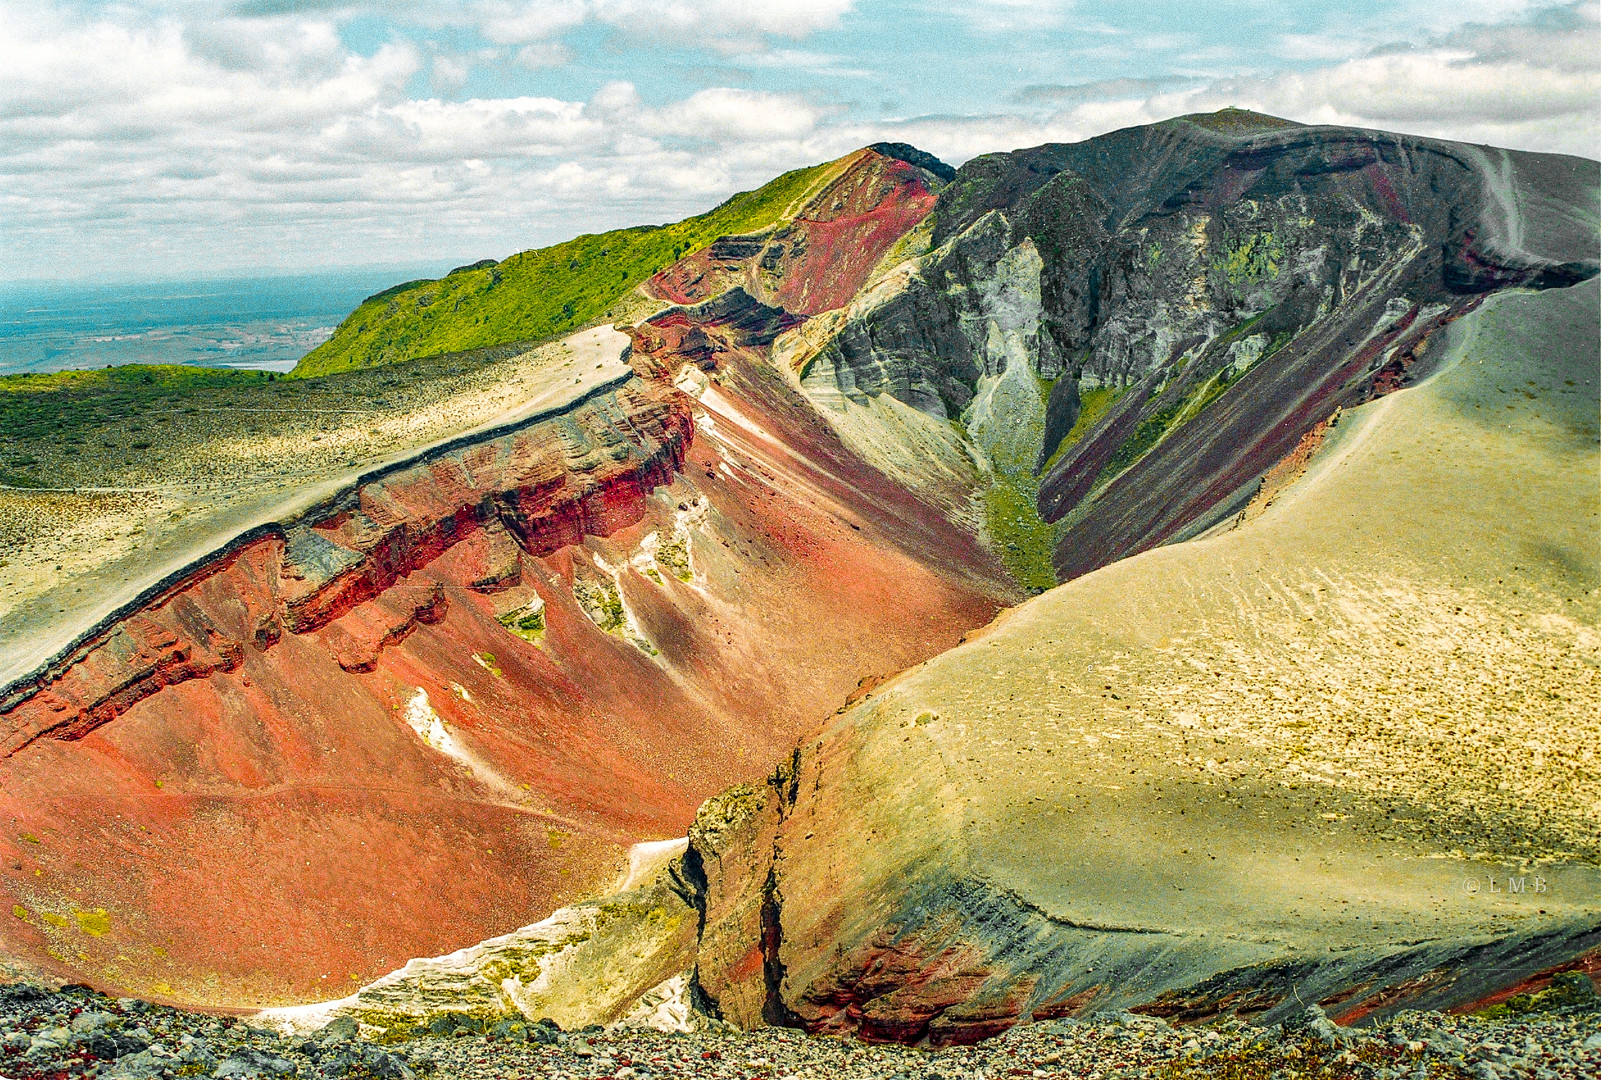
[430,54,470,90]
[936,2,1601,159]
[590,0,855,39]
[951,0,1078,32]
[0,0,840,277]
[1204,52,1600,129]
[647,88,823,140]
[428,0,853,51]
[513,40,573,68]
[472,0,587,45]
[0,0,1594,283]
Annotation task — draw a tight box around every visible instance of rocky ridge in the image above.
[779,112,1598,584]
[0,145,1017,1005]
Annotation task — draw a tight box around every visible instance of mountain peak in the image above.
[866,141,957,182]
[1173,106,1304,134]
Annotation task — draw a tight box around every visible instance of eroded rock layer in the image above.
[0,330,1015,1004]
[647,146,944,318]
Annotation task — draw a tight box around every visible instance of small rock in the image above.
[2,983,48,1003]
[316,1015,359,1044]
[33,1024,72,1048]
[489,1017,527,1042]
[83,1032,122,1059]
[180,1038,217,1067]
[105,1050,167,1079]
[110,1032,150,1058]
[368,1050,417,1079]
[1281,1005,1344,1046]
[74,1010,117,1033]
[425,1010,482,1037]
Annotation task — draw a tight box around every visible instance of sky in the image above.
[2,0,1597,282]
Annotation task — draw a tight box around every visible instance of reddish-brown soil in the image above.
[648,149,939,317]
[0,194,1013,1007]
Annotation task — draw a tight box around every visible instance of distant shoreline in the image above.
[0,265,461,377]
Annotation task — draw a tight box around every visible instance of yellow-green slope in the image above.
[293,160,842,378]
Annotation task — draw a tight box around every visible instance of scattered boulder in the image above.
[315,1015,359,1044]
[369,1050,419,1078]
[71,1009,116,1033]
[106,1050,169,1079]
[1280,1004,1346,1046]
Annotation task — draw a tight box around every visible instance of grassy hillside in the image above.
[0,365,273,486]
[293,160,843,377]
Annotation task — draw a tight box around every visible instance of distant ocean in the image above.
[0,267,459,377]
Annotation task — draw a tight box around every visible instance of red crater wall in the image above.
[0,331,1013,1009]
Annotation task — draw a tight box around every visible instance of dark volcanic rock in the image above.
[796,112,1599,582]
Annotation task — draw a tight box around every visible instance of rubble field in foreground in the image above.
[0,980,1597,1080]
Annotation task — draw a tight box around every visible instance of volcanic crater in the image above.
[0,115,1596,1044]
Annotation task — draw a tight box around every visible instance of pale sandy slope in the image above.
[729,277,1600,1023]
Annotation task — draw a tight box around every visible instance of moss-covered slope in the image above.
[293,161,842,377]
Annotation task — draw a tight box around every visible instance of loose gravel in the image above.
[0,981,1596,1080]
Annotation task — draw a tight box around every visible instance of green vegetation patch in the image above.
[984,472,1058,594]
[1476,971,1599,1019]
[959,372,1078,595]
[0,365,270,486]
[294,159,841,377]
[574,577,627,634]
[1090,306,1297,489]
[1103,402,1183,477]
[1174,107,1303,136]
[497,600,546,643]
[1097,363,1245,487]
[1042,384,1126,472]
[1219,231,1286,296]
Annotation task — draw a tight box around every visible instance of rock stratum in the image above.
[0,114,1596,1045]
